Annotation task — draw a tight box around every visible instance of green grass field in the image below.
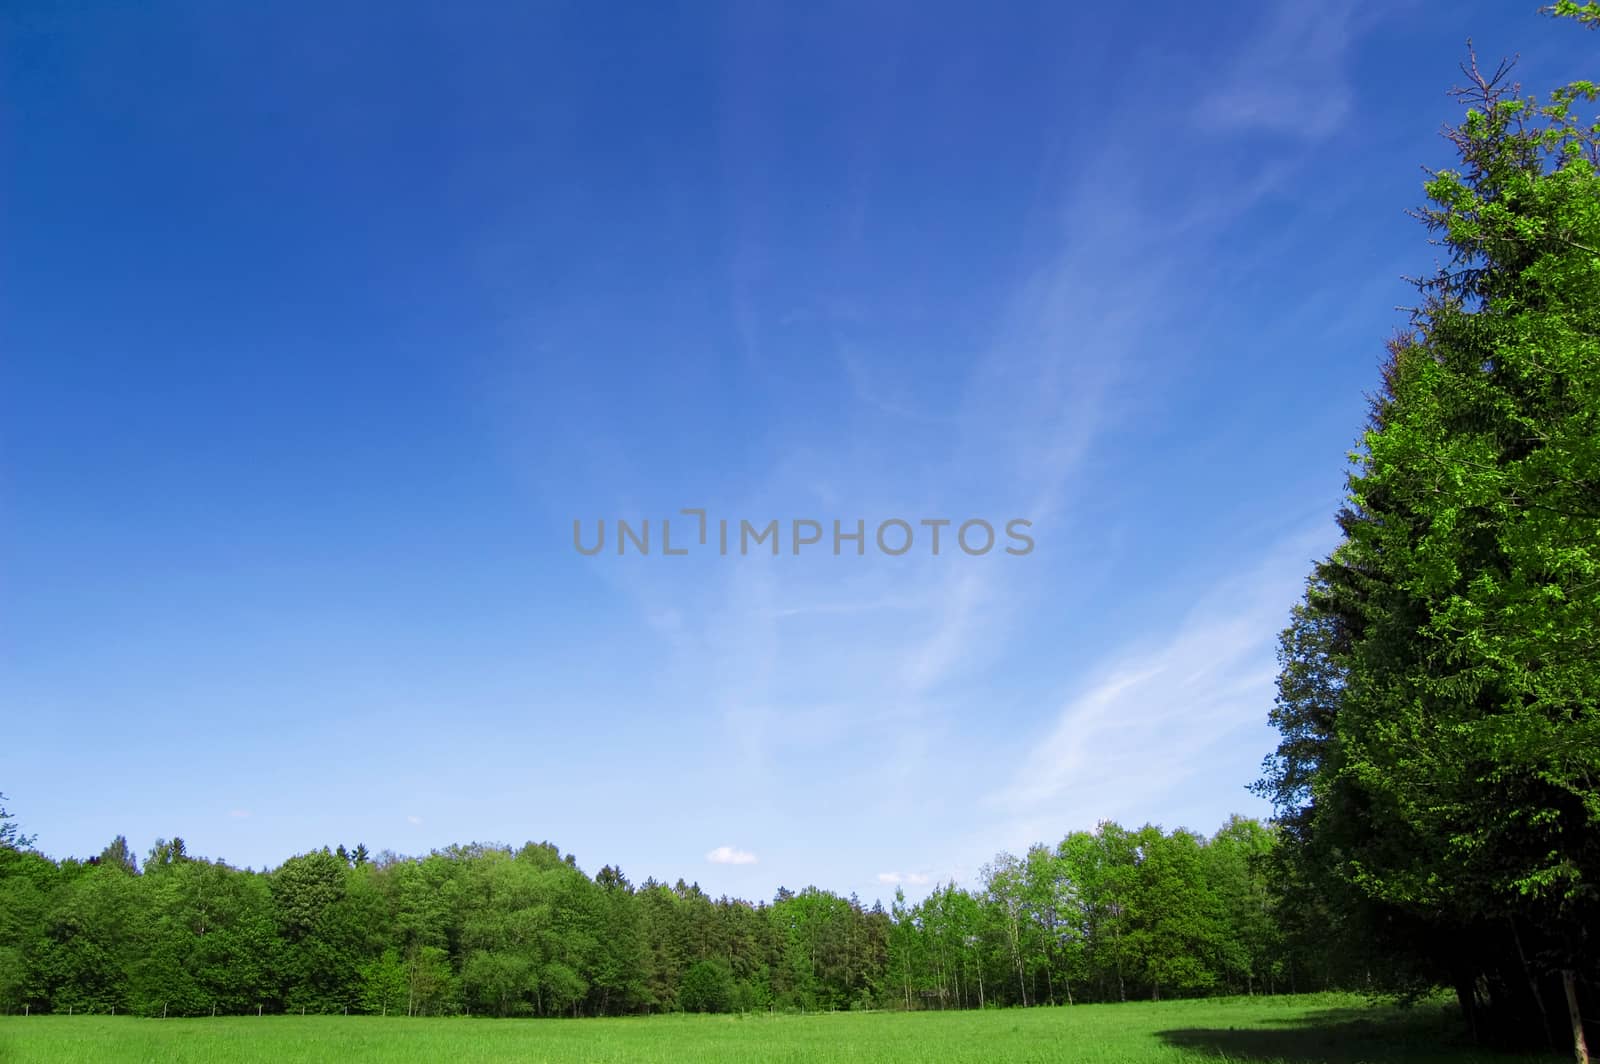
[0,994,1565,1064]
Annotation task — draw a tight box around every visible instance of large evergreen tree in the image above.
[1261,7,1600,1056]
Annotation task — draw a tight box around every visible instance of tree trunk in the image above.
[1455,975,1480,1044]
[1112,925,1127,1003]
[1010,934,1028,1007]
[1512,920,1554,1048]
[1564,970,1588,1064]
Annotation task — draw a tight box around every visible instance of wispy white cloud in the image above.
[477,12,1357,903]
[990,526,1332,837]
[640,70,1317,858]
[1194,4,1362,140]
[706,845,758,866]
[228,809,252,819]
[406,815,424,826]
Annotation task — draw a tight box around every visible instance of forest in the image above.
[0,809,1316,1019]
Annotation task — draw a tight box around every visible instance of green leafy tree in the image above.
[885,887,919,1010]
[982,854,1034,1006]
[0,847,56,1012]
[0,794,36,850]
[39,863,145,1014]
[679,958,735,1013]
[589,865,649,1015]
[1206,816,1283,995]
[1123,827,1225,1000]
[271,849,364,1012]
[95,837,137,875]
[406,945,457,1016]
[358,948,408,1015]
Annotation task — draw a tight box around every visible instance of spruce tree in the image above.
[1263,7,1600,1055]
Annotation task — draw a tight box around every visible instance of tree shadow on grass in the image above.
[1158,1005,1561,1063]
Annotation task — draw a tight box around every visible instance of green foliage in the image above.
[0,814,1298,1019]
[679,959,735,1013]
[358,949,407,1016]
[0,793,36,851]
[1542,1,1600,30]
[1261,13,1600,1049]
[882,819,1295,1011]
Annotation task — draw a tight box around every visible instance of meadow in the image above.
[0,994,1566,1064]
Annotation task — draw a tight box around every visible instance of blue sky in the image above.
[2,2,1591,902]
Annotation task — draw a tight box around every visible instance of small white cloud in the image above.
[877,871,930,886]
[705,845,758,865]
[406,815,424,826]
[228,809,251,819]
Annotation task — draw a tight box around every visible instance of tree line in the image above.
[0,806,1354,1019]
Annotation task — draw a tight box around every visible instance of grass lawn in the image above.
[0,993,1568,1063]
